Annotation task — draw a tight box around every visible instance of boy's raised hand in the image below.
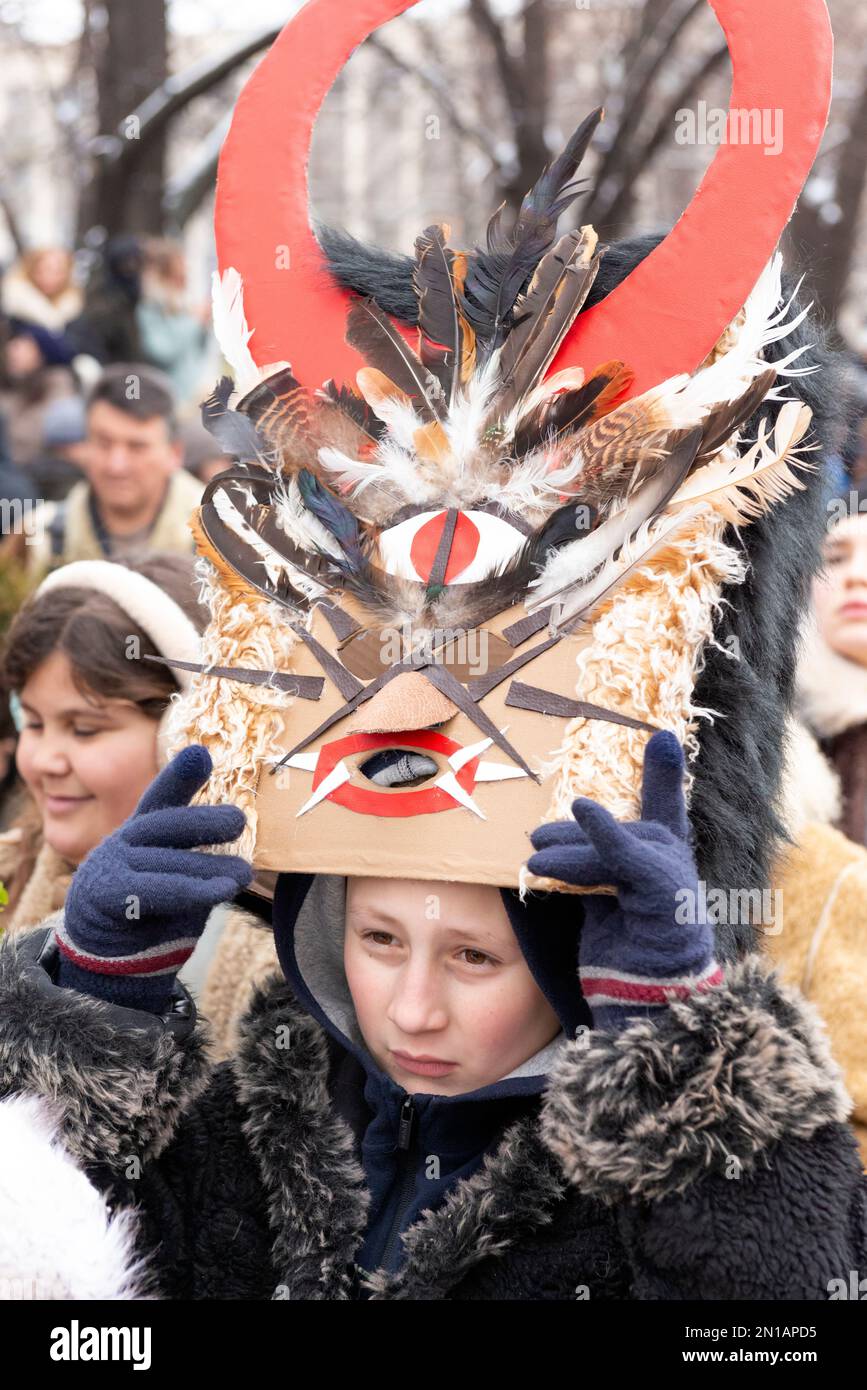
[56,745,253,1013]
[526,731,723,1032]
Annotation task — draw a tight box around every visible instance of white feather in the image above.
[674,254,816,412]
[443,356,501,474]
[544,507,704,628]
[210,268,262,396]
[271,475,344,561]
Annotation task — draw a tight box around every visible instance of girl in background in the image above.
[0,553,204,934]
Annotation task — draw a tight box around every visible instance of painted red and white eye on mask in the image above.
[378,510,528,585]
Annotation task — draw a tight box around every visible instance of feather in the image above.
[450,253,478,387]
[355,368,426,452]
[559,391,678,510]
[201,377,272,463]
[206,487,324,605]
[413,223,467,405]
[316,444,417,518]
[271,474,347,561]
[529,428,703,606]
[686,367,778,463]
[546,507,705,629]
[527,500,598,564]
[233,366,324,473]
[296,469,365,573]
[512,359,633,456]
[210,268,261,396]
[461,107,603,359]
[235,365,303,421]
[493,226,602,420]
[317,379,386,447]
[667,401,815,524]
[413,420,452,465]
[346,297,447,422]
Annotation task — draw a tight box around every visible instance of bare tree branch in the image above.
[591,40,729,233]
[584,0,706,225]
[366,34,501,169]
[790,60,867,324]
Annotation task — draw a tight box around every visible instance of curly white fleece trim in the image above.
[165,559,304,860]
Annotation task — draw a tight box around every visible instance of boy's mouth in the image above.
[390,1049,458,1078]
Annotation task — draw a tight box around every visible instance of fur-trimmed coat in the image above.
[0,808,74,936]
[1,921,865,1301]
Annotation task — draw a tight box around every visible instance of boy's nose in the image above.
[387,962,449,1036]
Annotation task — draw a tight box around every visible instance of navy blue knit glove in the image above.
[527,731,723,1032]
[55,745,252,1014]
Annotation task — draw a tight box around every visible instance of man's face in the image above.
[84,400,182,517]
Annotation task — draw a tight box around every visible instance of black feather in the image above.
[528,501,599,561]
[201,377,271,461]
[461,107,603,359]
[317,379,386,442]
[297,469,365,574]
[345,296,447,422]
[413,224,462,404]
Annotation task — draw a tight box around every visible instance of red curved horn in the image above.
[215,0,419,388]
[549,0,833,397]
[216,0,832,399]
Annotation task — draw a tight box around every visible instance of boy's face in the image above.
[344,876,561,1096]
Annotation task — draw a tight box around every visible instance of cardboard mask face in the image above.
[251,589,656,887]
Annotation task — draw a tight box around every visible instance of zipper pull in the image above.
[397,1096,415,1150]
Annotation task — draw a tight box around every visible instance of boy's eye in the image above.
[73,728,102,738]
[458,948,495,967]
[364,929,397,947]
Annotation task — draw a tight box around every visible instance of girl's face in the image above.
[16,650,160,865]
[31,249,70,299]
[813,513,867,666]
[344,876,561,1096]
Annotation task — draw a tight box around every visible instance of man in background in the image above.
[11,363,202,575]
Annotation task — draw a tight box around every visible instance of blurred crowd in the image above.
[0,235,226,516]
[0,234,231,991]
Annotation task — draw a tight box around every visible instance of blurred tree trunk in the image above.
[789,61,867,330]
[77,0,168,240]
[467,0,550,214]
[582,0,714,235]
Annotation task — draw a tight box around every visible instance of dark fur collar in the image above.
[231,974,568,1300]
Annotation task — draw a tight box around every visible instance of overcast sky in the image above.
[5,0,502,46]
